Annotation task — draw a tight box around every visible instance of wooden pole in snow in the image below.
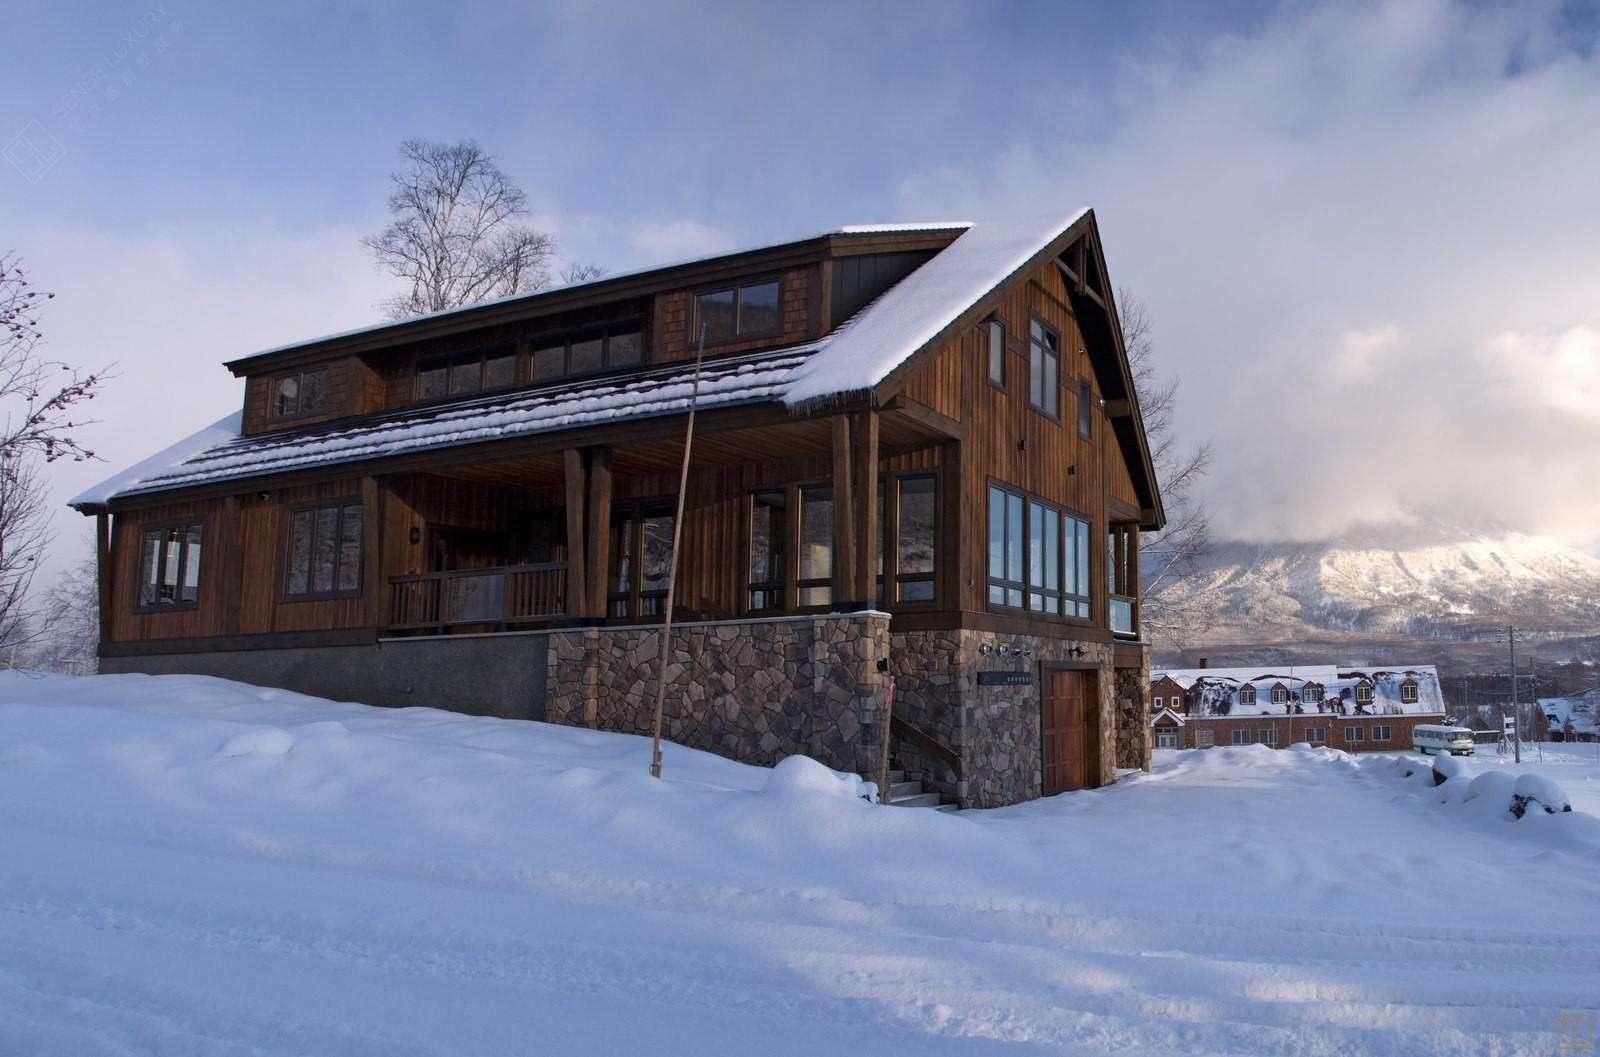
[649,324,707,779]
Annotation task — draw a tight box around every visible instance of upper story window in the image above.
[1304,684,1323,706]
[1271,687,1289,705]
[1355,683,1374,704]
[1028,318,1060,417]
[137,522,203,610]
[285,499,363,599]
[987,484,1090,618]
[272,367,329,418]
[1078,378,1093,438]
[696,279,780,343]
[531,324,643,384]
[1401,681,1419,703]
[417,347,517,402]
[1240,685,1257,707]
[986,319,1006,388]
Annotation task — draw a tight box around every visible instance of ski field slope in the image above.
[1,673,1596,1056]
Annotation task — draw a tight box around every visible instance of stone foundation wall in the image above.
[1114,660,1153,771]
[545,613,892,779]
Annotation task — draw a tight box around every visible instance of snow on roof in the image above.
[74,347,816,507]
[781,208,1090,407]
[1539,692,1600,735]
[1153,665,1446,719]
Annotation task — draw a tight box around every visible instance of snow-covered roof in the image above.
[1152,665,1446,719]
[781,208,1089,406]
[1539,692,1599,735]
[74,346,816,506]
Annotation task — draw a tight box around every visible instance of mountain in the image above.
[1155,522,1600,657]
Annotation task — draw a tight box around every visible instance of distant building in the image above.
[1537,692,1600,742]
[1149,664,1446,752]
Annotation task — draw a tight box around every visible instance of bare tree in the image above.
[20,550,99,674]
[363,140,560,319]
[559,261,607,285]
[0,255,105,657]
[1120,290,1215,647]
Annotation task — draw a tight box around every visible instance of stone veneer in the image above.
[544,612,892,779]
[1114,662,1153,770]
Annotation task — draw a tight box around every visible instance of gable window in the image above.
[1355,683,1374,704]
[417,347,517,401]
[696,279,781,343]
[1271,687,1289,705]
[530,325,643,384]
[1303,684,1323,706]
[1078,379,1093,439]
[893,475,937,603]
[285,500,363,599]
[796,485,833,608]
[137,522,203,610]
[986,319,1006,388]
[1240,685,1256,707]
[608,502,675,619]
[272,367,329,418]
[1401,682,1418,704]
[749,490,787,611]
[1028,317,1060,417]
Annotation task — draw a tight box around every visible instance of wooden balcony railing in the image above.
[387,562,568,632]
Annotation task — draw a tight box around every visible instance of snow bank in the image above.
[762,754,873,802]
[1431,751,1466,784]
[1512,773,1572,816]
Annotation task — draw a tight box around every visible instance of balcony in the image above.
[388,562,568,633]
[1110,594,1139,638]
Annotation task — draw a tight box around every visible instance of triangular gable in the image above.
[1150,707,1185,727]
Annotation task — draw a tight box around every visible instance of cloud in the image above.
[895,0,1600,549]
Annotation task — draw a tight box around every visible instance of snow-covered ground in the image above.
[2,672,1597,1056]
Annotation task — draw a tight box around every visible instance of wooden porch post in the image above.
[221,496,242,635]
[95,512,113,639]
[361,477,385,629]
[852,409,879,609]
[563,448,589,620]
[830,414,855,609]
[585,447,613,620]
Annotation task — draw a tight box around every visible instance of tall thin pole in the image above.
[1509,623,1520,764]
[649,324,707,779]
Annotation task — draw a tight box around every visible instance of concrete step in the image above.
[888,780,923,799]
[887,769,905,785]
[890,792,944,808]
[932,803,962,814]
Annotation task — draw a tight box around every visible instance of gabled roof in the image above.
[1153,664,1446,719]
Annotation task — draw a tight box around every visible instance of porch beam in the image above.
[585,447,613,619]
[830,414,855,608]
[563,448,589,619]
[852,409,879,609]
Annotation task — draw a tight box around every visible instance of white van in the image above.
[1412,724,1475,756]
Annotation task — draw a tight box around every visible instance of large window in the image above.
[272,367,329,418]
[797,485,832,608]
[696,279,780,343]
[1156,729,1178,749]
[417,347,517,401]
[1305,727,1326,744]
[531,325,642,384]
[893,475,936,602]
[1260,728,1278,745]
[609,503,674,619]
[1346,726,1366,744]
[986,319,1006,388]
[987,484,1089,618]
[1232,729,1254,745]
[1028,317,1060,417]
[749,490,787,611]
[137,522,203,609]
[285,500,363,598]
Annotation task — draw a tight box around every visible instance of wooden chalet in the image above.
[72,210,1164,808]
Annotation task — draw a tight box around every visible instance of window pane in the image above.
[798,585,832,607]
[1029,344,1043,407]
[987,320,1005,386]
[161,528,182,601]
[181,524,202,603]
[1077,517,1091,600]
[274,375,300,416]
[697,289,736,342]
[483,353,516,390]
[300,368,328,413]
[897,476,935,575]
[641,514,675,592]
[1006,493,1024,584]
[139,531,160,606]
[287,510,313,595]
[1044,509,1059,592]
[607,329,642,368]
[1043,349,1058,416]
[799,486,832,583]
[449,359,481,396]
[569,335,604,375]
[750,491,786,589]
[336,504,363,592]
[1079,380,1093,437]
[417,364,449,401]
[987,486,1005,580]
[899,580,934,602]
[1028,502,1046,589]
[312,507,339,594]
[532,342,565,381]
[737,281,780,334]
[610,515,635,594]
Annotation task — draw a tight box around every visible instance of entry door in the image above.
[1042,669,1094,795]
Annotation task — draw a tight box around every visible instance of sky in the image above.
[5,0,1600,584]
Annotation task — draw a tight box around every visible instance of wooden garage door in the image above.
[1042,669,1094,795]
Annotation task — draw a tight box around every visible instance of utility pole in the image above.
[1508,623,1520,764]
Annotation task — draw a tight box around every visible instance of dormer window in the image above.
[696,279,780,343]
[530,325,643,383]
[417,347,517,402]
[1271,687,1288,705]
[1401,681,1418,704]
[1303,684,1323,705]
[272,367,329,418]
[1355,683,1374,704]
[1240,685,1256,706]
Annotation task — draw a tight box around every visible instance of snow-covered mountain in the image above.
[1162,522,1600,644]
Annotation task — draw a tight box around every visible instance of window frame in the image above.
[282,497,365,602]
[793,483,835,611]
[747,489,788,613]
[415,345,520,403]
[1271,686,1288,705]
[1372,725,1393,742]
[1240,685,1257,707]
[1156,729,1178,749]
[986,480,1092,623]
[270,366,332,420]
[693,277,783,345]
[885,472,938,607]
[1231,729,1254,746]
[1355,683,1374,704]
[1346,726,1366,744]
[1195,730,1215,748]
[985,318,1007,390]
[1260,727,1278,745]
[1077,378,1093,439]
[607,499,676,620]
[1026,314,1061,420]
[1400,682,1418,704]
[1305,726,1327,744]
[1303,684,1323,706]
[528,322,645,387]
[133,519,205,613]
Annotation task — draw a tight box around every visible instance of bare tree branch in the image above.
[559,262,607,285]
[362,140,563,319]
